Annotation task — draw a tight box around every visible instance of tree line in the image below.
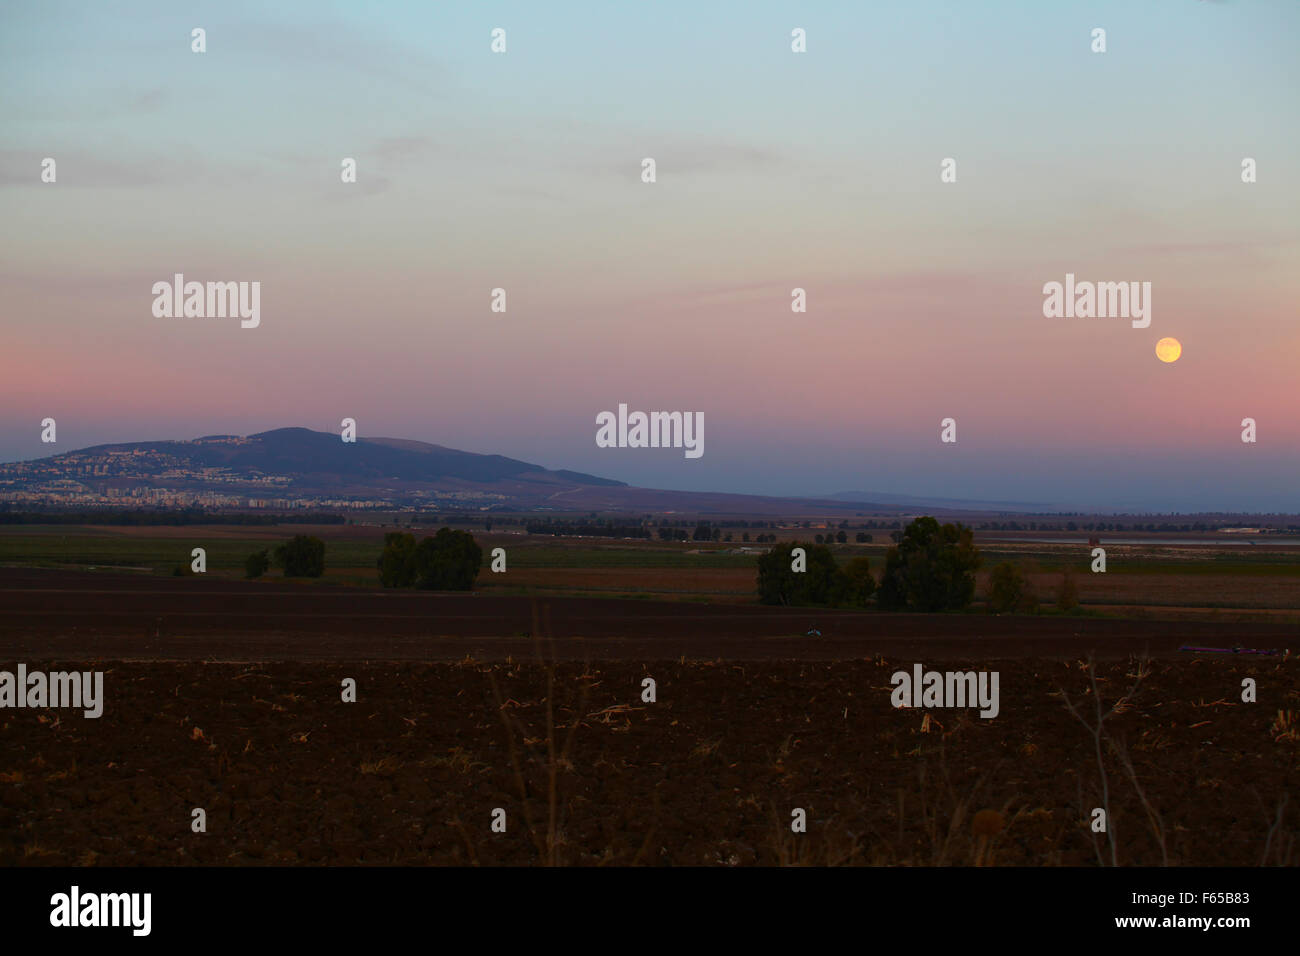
[756,515,1086,614]
[242,528,485,591]
[526,520,650,539]
[757,516,979,611]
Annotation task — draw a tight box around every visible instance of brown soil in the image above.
[1,658,1296,866]
[1,568,1296,867]
[1,567,1295,662]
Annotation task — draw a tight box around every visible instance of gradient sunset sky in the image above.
[2,0,1297,511]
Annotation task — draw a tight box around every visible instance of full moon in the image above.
[1155,337,1182,363]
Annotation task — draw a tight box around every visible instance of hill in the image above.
[0,427,896,514]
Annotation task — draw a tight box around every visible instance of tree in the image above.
[835,530,848,544]
[986,562,1037,614]
[856,532,872,543]
[1056,569,1080,612]
[693,522,712,542]
[275,535,325,578]
[757,541,842,607]
[756,542,875,608]
[377,532,418,588]
[412,527,482,591]
[877,517,980,612]
[840,556,876,607]
[244,549,270,579]
[378,529,482,590]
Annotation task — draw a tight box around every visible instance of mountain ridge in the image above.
[1,427,912,515]
[66,426,626,488]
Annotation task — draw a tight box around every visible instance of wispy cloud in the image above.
[0,148,256,188]
[591,140,789,179]
[224,18,449,96]
[1113,237,1300,257]
[374,136,433,161]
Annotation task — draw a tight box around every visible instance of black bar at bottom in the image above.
[0,866,1280,944]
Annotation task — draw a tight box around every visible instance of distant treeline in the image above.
[976,520,1300,533]
[0,509,347,526]
[525,520,651,539]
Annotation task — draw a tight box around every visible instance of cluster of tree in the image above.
[244,534,326,578]
[377,528,482,590]
[759,515,977,613]
[813,531,852,544]
[876,517,981,611]
[275,535,326,577]
[244,549,271,579]
[524,520,650,539]
[757,542,876,608]
[986,562,1038,614]
[654,524,778,543]
[0,508,345,526]
[647,518,782,529]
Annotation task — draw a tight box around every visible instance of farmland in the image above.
[0,522,1298,617]
[1,654,1295,866]
[1,522,1297,867]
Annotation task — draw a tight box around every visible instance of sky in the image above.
[1,0,1297,512]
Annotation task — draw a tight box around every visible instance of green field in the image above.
[0,525,1296,617]
[0,529,377,574]
[1,526,1296,576]
[0,526,770,575]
